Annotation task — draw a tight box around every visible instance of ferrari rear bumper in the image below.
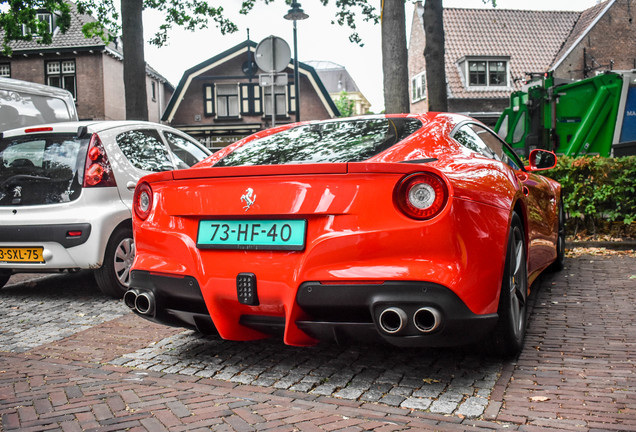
[126,271,498,348]
[295,281,498,347]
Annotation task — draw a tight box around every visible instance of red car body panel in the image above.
[128,113,561,348]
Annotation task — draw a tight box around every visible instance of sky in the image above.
[143,0,604,113]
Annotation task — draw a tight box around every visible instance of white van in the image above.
[0,77,78,132]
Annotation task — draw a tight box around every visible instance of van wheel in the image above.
[95,226,135,298]
[491,213,528,358]
[0,270,11,289]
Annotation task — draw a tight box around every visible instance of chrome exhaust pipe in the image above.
[123,289,139,310]
[378,307,408,334]
[413,307,441,333]
[135,291,155,316]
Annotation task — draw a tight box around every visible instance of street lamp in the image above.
[284,2,308,122]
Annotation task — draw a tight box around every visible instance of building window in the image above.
[411,71,426,102]
[0,64,10,78]
[151,81,157,102]
[467,59,508,87]
[240,83,263,115]
[46,60,76,99]
[22,12,53,37]
[264,85,287,117]
[204,84,215,116]
[216,83,240,118]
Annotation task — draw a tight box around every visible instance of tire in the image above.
[491,212,528,358]
[548,199,565,272]
[0,270,11,289]
[95,226,135,298]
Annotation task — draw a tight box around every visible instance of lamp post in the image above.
[284,2,308,122]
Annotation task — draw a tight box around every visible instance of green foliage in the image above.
[546,155,636,234]
[334,91,355,117]
[0,0,71,55]
[2,0,379,53]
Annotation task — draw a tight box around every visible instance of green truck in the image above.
[494,70,636,157]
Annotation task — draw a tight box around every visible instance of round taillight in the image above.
[85,164,104,186]
[395,172,448,220]
[134,182,153,220]
[88,146,102,161]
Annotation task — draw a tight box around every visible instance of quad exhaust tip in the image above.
[378,307,408,334]
[413,307,441,333]
[378,306,442,335]
[124,289,156,317]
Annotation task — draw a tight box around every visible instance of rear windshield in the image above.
[0,134,88,206]
[0,91,76,132]
[214,118,423,167]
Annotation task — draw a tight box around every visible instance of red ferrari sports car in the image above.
[126,113,563,356]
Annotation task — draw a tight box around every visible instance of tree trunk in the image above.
[423,0,448,112]
[121,0,148,120]
[381,0,409,114]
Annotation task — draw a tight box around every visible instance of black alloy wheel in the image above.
[491,212,528,358]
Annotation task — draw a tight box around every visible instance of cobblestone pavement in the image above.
[0,255,635,431]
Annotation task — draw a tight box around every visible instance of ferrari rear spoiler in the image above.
[170,161,440,181]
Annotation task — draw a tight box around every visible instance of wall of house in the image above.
[169,53,332,128]
[555,0,636,80]
[101,54,125,121]
[75,53,105,120]
[408,2,429,113]
[8,57,45,84]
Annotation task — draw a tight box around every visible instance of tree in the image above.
[423,0,447,112]
[334,91,355,117]
[381,0,409,114]
[1,1,407,119]
[423,0,496,112]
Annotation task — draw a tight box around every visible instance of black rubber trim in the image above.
[0,223,92,248]
[296,281,498,347]
[128,270,216,334]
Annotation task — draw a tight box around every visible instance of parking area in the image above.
[1,253,635,431]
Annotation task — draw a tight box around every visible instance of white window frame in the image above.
[46,60,76,99]
[215,83,241,119]
[0,64,10,78]
[463,58,510,89]
[411,71,427,103]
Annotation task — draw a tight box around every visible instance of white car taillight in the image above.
[83,133,117,187]
[133,182,153,220]
[395,172,448,220]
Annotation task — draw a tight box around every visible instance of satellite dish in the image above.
[255,36,291,73]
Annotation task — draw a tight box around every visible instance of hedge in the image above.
[544,155,636,236]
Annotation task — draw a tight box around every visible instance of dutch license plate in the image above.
[0,247,44,263]
[197,220,306,250]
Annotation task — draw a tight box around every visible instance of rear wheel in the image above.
[491,212,528,358]
[0,270,11,289]
[95,226,134,298]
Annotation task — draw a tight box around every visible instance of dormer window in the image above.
[459,57,510,89]
[22,12,54,37]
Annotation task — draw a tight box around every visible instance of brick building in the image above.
[408,0,636,124]
[0,1,172,122]
[162,40,339,149]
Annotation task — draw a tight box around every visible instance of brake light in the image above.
[83,133,116,187]
[133,182,153,220]
[395,172,449,220]
[25,127,53,133]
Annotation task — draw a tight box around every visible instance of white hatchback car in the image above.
[0,121,211,297]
